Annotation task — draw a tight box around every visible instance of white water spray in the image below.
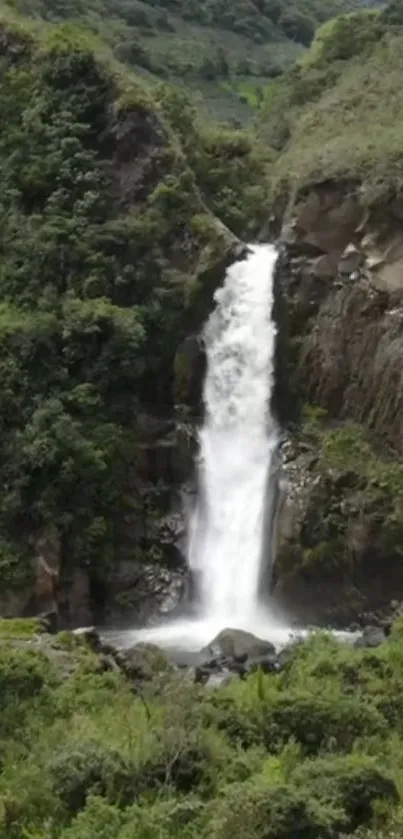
[188,244,279,626]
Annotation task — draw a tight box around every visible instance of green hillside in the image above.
[258,3,403,201]
[5,0,369,120]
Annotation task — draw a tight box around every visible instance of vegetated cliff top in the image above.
[259,1,403,203]
[2,0,370,122]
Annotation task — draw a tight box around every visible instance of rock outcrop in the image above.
[277,180,403,450]
[273,180,403,624]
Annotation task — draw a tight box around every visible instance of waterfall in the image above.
[100,243,360,652]
[188,244,279,627]
[105,244,290,652]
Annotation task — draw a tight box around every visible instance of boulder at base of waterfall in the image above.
[203,628,276,663]
[354,626,387,649]
[116,643,171,681]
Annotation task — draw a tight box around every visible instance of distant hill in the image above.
[6,0,372,121]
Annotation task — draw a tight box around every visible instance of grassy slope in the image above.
[259,8,403,201]
[4,0,367,122]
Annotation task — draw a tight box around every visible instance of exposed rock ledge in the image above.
[272,179,403,624]
[277,179,403,451]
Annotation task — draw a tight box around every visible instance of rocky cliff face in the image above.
[272,180,403,625]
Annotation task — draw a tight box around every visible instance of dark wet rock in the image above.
[72,626,102,652]
[205,669,240,689]
[98,653,121,673]
[103,562,185,627]
[271,182,403,625]
[194,658,245,685]
[167,648,215,669]
[246,654,279,675]
[203,628,276,662]
[273,435,403,627]
[173,335,206,412]
[38,610,59,635]
[354,626,387,649]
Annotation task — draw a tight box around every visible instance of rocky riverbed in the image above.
[74,622,395,690]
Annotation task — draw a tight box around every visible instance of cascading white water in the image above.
[188,244,279,628]
[103,243,295,651]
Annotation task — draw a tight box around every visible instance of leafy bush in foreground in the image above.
[49,743,139,814]
[292,755,399,832]
[0,628,403,839]
[207,688,385,755]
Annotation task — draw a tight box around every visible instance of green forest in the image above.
[0,3,270,599]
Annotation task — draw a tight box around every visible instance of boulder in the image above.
[117,642,171,681]
[354,626,387,649]
[203,628,276,662]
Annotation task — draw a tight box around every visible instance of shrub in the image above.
[0,646,55,724]
[209,687,384,755]
[49,742,140,814]
[260,693,385,755]
[0,648,51,702]
[62,796,126,839]
[303,12,384,68]
[139,743,212,795]
[292,755,399,832]
[208,779,342,839]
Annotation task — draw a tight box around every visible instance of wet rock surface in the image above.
[12,621,380,692]
[272,205,403,625]
[276,182,403,453]
[97,626,303,687]
[203,627,277,661]
[272,424,403,626]
[354,626,387,649]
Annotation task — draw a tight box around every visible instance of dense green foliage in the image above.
[0,13,268,592]
[2,0,367,121]
[1,625,403,837]
[258,2,403,200]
